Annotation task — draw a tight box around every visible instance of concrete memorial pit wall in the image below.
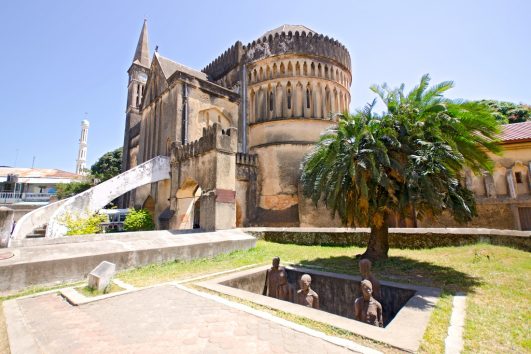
[198,265,441,352]
[220,267,415,327]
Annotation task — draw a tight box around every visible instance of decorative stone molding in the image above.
[236,153,258,166]
[172,123,237,163]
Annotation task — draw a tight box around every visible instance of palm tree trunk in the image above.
[362,223,389,261]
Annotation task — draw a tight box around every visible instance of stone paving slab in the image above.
[0,230,256,293]
[5,285,361,354]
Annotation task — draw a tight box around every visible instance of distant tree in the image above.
[301,74,502,261]
[55,181,92,200]
[478,100,530,124]
[90,148,123,182]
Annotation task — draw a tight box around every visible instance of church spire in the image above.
[132,19,150,68]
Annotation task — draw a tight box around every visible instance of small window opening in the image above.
[269,92,274,111]
[287,89,292,109]
[306,89,311,109]
[515,172,523,183]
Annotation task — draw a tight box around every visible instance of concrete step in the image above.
[26,225,47,238]
[25,234,46,239]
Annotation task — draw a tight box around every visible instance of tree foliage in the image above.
[123,208,155,231]
[301,74,502,260]
[478,100,530,124]
[55,181,92,200]
[90,147,123,182]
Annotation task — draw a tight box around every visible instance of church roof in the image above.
[132,19,150,68]
[155,53,208,81]
[260,24,317,38]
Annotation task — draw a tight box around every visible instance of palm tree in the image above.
[300,74,501,261]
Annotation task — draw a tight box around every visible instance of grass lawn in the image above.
[1,241,529,353]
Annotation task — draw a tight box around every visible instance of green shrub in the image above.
[123,209,155,231]
[61,212,107,236]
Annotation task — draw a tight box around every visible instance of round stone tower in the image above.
[244,25,352,225]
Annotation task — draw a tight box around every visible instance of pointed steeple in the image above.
[132,19,150,68]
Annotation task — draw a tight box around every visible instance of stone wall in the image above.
[169,124,238,231]
[419,201,522,229]
[253,143,314,226]
[297,191,342,228]
[0,207,14,247]
[246,227,530,252]
[202,41,244,82]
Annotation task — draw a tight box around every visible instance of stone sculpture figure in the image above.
[263,257,285,298]
[296,274,319,309]
[359,259,381,301]
[354,279,383,327]
[276,270,295,302]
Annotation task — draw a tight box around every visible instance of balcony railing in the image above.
[0,192,55,204]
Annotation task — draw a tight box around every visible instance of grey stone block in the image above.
[0,207,14,248]
[88,261,116,292]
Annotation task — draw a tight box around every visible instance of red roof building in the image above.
[500,121,531,144]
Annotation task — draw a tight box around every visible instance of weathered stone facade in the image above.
[122,23,351,229]
[419,136,531,230]
[122,22,530,231]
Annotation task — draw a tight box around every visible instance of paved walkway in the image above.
[5,285,360,354]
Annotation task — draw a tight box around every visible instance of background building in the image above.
[0,167,81,221]
[419,121,531,230]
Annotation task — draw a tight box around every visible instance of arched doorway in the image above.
[193,198,201,229]
[175,179,202,229]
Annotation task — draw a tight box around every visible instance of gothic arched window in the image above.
[287,89,292,110]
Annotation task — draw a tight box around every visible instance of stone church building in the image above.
[122,21,351,230]
[122,21,531,231]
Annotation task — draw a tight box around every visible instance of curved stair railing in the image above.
[9,198,69,246]
[9,156,170,245]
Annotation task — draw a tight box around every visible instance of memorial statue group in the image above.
[263,257,383,327]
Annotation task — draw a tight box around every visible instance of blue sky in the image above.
[1,0,529,172]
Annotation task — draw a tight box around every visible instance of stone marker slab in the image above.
[88,261,116,291]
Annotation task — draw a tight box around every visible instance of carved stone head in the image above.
[300,274,312,291]
[272,256,280,269]
[359,259,372,277]
[360,279,373,300]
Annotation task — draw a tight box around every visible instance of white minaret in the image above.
[76,119,90,175]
